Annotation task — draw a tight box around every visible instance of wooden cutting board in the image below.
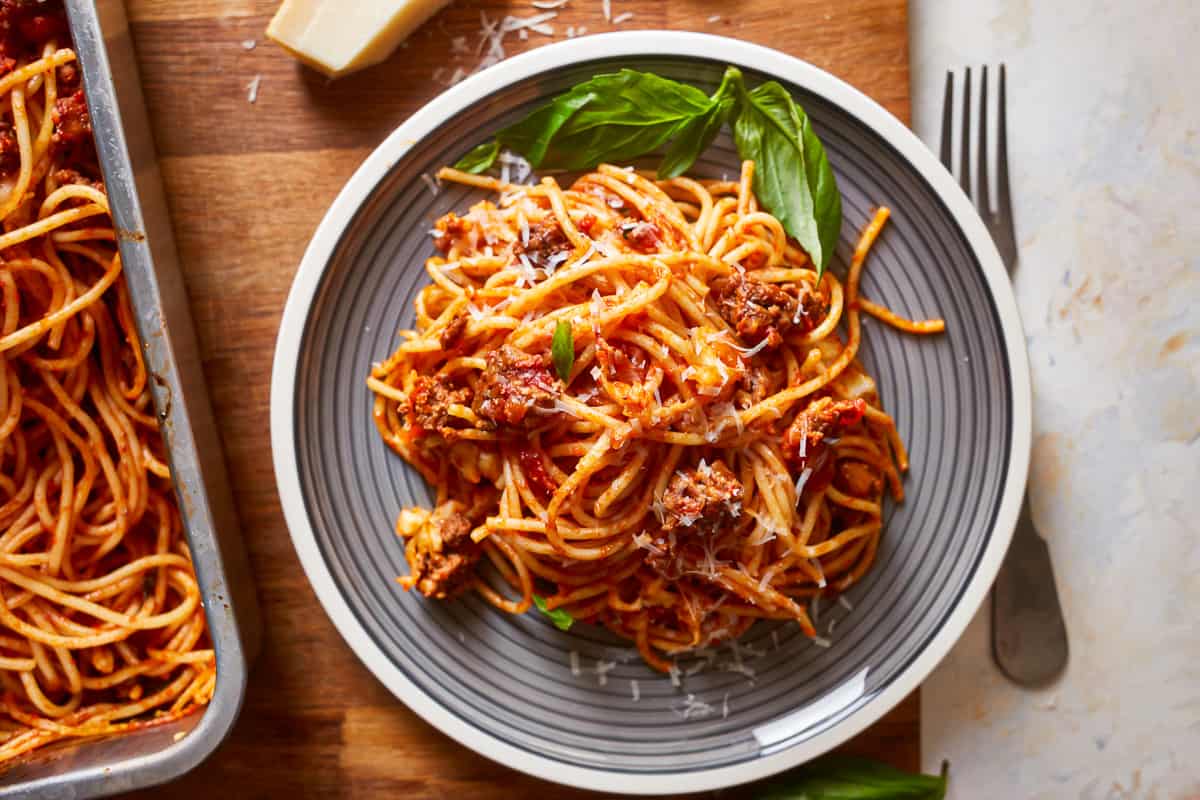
[120,1,914,796]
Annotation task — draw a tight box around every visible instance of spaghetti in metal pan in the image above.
[0,1,213,767]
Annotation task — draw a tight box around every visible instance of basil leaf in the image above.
[454,140,500,174]
[498,69,713,170]
[734,80,842,277]
[551,320,574,382]
[532,594,574,631]
[658,66,741,179]
[757,756,948,800]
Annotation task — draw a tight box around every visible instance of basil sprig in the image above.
[551,319,574,381]
[532,594,574,631]
[454,66,842,277]
[757,756,949,800]
[734,79,842,279]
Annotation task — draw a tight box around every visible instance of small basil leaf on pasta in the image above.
[454,140,500,174]
[733,80,842,278]
[658,67,741,179]
[552,320,574,382]
[757,756,948,800]
[498,69,712,170]
[533,594,574,631]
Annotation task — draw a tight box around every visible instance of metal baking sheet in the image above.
[1,1,261,797]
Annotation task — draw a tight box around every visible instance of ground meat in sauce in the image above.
[661,459,744,536]
[438,314,468,351]
[781,396,867,471]
[0,120,16,173]
[50,167,102,191]
[596,339,648,385]
[793,283,830,333]
[432,212,474,254]
[739,367,776,405]
[409,374,471,434]
[474,344,558,427]
[836,460,882,498]
[619,219,662,253]
[515,219,571,264]
[406,501,480,599]
[0,0,68,71]
[52,90,91,147]
[714,273,797,349]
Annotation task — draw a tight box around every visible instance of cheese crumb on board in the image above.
[267,0,453,78]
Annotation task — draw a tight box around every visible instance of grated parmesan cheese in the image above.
[420,173,439,195]
[771,629,780,651]
[675,693,715,720]
[668,663,681,687]
[532,0,569,7]
[722,692,730,718]
[594,659,617,686]
[838,595,854,611]
[812,635,832,648]
[630,679,640,701]
[246,74,261,104]
[602,0,611,21]
[612,11,633,23]
[569,650,581,676]
[632,531,664,556]
[707,14,721,22]
[794,467,813,500]
[241,39,257,50]
[545,250,570,274]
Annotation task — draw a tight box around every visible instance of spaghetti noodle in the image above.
[0,1,214,767]
[369,158,943,671]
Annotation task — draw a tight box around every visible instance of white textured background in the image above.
[910,1,1200,797]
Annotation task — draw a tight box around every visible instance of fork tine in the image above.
[977,65,990,215]
[940,71,954,170]
[959,67,971,197]
[996,64,1013,229]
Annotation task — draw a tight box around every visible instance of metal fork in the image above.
[940,66,1069,687]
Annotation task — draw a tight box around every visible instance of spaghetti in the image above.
[0,1,214,767]
[369,158,944,671]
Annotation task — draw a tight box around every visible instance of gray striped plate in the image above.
[270,33,1031,794]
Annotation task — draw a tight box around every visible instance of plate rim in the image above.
[269,30,1032,794]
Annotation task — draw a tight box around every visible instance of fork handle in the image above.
[991,496,1069,686]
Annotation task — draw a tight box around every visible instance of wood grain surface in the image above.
[119,1,915,796]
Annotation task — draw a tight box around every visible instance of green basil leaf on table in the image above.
[658,66,741,179]
[532,594,574,631]
[757,756,948,800]
[551,319,574,382]
[453,140,500,173]
[734,79,842,278]
[499,69,714,170]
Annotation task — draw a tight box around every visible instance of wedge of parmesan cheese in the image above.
[266,0,451,78]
